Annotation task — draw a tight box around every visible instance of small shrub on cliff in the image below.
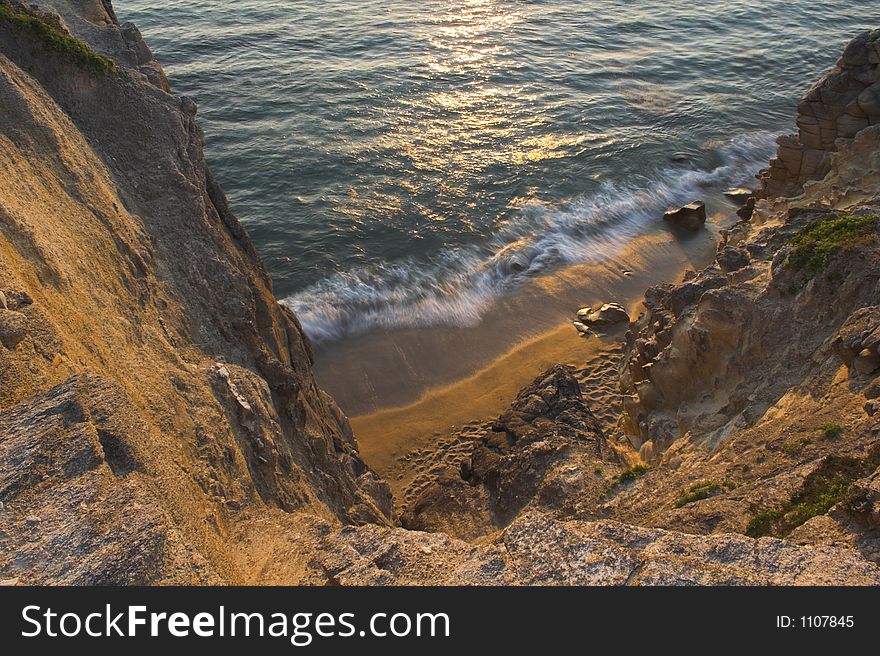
[746,508,784,537]
[782,436,811,456]
[674,480,722,508]
[816,423,843,440]
[0,1,116,75]
[745,473,852,537]
[610,464,649,489]
[785,212,880,278]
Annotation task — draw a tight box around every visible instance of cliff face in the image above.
[1,2,879,586]
[0,0,390,585]
[389,29,880,582]
[756,29,880,200]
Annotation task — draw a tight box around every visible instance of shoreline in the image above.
[333,214,729,487]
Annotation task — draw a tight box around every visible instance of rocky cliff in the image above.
[0,0,391,585]
[1,2,878,585]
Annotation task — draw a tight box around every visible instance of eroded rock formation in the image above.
[756,29,880,199]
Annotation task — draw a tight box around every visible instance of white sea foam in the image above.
[282,131,777,342]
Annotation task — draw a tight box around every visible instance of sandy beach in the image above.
[314,210,730,489]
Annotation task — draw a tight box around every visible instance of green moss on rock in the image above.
[746,472,853,537]
[0,1,116,75]
[674,480,722,508]
[786,212,880,278]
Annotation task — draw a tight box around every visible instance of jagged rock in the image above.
[845,467,880,525]
[717,246,751,273]
[757,29,880,199]
[577,303,629,326]
[3,0,880,587]
[404,366,622,539]
[309,511,880,585]
[0,0,391,585]
[833,307,880,367]
[724,188,753,205]
[854,349,880,375]
[663,201,707,231]
[0,375,222,584]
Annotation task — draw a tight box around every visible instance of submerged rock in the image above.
[663,201,707,231]
[724,188,753,205]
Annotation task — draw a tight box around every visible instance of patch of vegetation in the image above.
[674,480,722,508]
[745,472,853,538]
[785,212,880,279]
[593,466,603,477]
[816,423,843,440]
[782,436,811,456]
[610,464,649,488]
[0,1,116,75]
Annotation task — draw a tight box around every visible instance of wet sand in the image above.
[312,214,724,482]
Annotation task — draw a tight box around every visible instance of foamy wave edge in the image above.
[282,131,778,343]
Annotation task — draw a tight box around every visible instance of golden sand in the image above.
[315,225,720,485]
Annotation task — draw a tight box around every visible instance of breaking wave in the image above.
[282,131,777,342]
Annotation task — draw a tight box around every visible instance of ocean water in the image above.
[121,0,873,343]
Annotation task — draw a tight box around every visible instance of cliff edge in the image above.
[0,0,391,585]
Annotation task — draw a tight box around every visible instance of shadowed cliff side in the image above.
[0,0,391,585]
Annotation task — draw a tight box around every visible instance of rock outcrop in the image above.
[306,511,880,586]
[401,366,623,540]
[0,0,390,585]
[394,28,880,580]
[663,201,707,231]
[756,29,880,200]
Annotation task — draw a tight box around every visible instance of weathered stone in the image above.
[845,467,880,526]
[572,321,591,336]
[759,29,880,199]
[312,511,880,585]
[3,1,880,588]
[405,365,621,539]
[717,246,751,273]
[0,310,28,349]
[663,201,707,231]
[833,306,880,367]
[854,349,880,375]
[579,303,630,326]
[0,0,391,586]
[724,188,752,205]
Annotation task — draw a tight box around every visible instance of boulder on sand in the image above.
[572,321,591,337]
[663,201,707,231]
[576,303,630,327]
